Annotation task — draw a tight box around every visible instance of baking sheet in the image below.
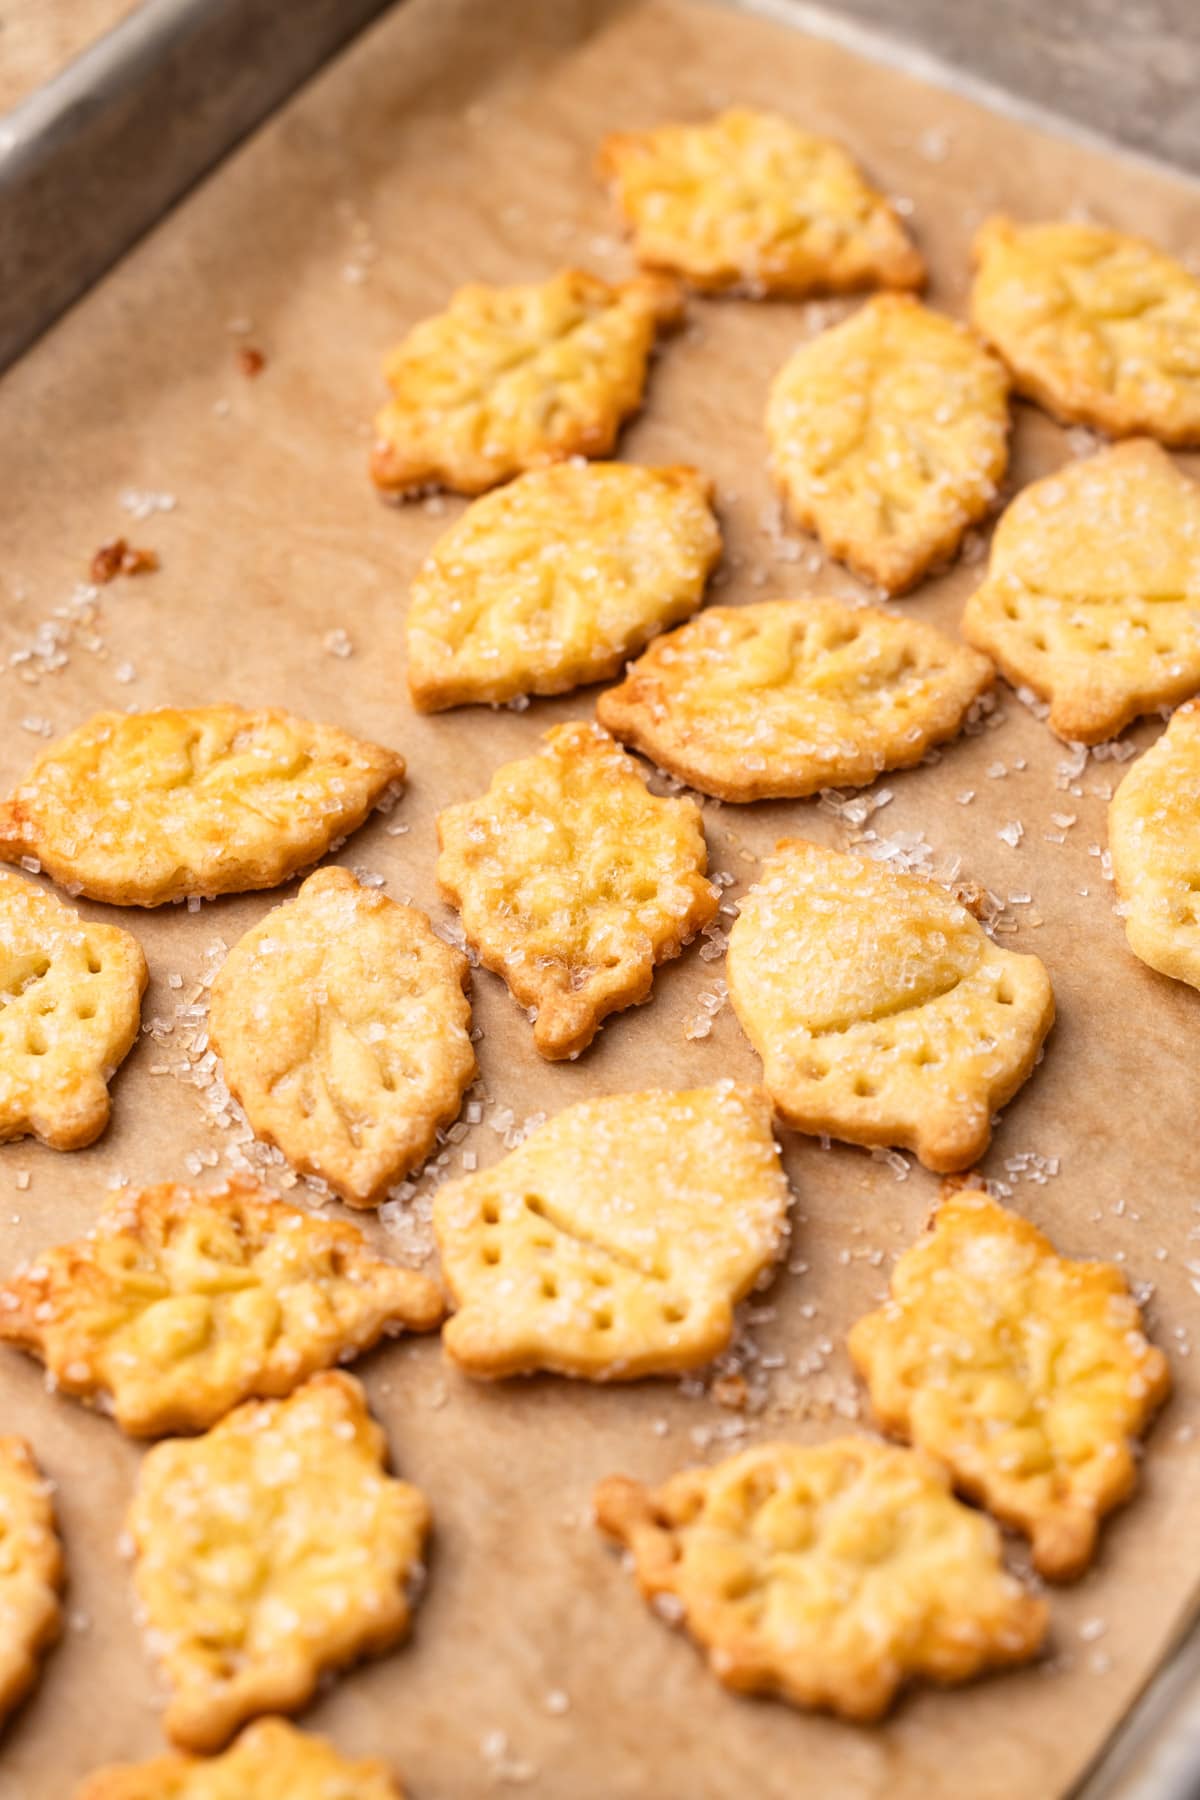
[1,0,1199,1794]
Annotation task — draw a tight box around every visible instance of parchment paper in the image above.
[1,2,1199,1794]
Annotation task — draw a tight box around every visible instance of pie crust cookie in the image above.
[595,1436,1046,1721]
[434,1083,789,1379]
[0,1177,444,1436]
[598,108,924,297]
[406,461,721,711]
[726,839,1054,1172]
[596,595,994,802]
[74,1717,407,1800]
[850,1189,1170,1581]
[127,1372,430,1753]
[1110,699,1200,989]
[766,296,1010,594]
[0,870,146,1149]
[0,706,404,907]
[962,440,1200,743]
[0,1436,63,1727]
[436,722,717,1059]
[370,268,683,496]
[209,868,475,1208]
[970,217,1200,445]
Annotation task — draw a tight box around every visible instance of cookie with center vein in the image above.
[434,1083,788,1379]
[406,462,721,711]
[849,1189,1170,1581]
[962,440,1200,743]
[594,1436,1046,1721]
[127,1372,430,1753]
[596,595,993,802]
[0,705,404,907]
[598,108,924,297]
[726,839,1054,1172]
[0,1436,63,1727]
[209,868,475,1207]
[437,722,717,1058]
[370,268,683,496]
[766,296,1010,594]
[0,869,146,1149]
[0,1178,444,1436]
[1110,699,1200,989]
[970,217,1200,445]
[75,1717,407,1800]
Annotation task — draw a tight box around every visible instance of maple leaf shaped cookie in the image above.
[849,1189,1170,1580]
[370,268,683,496]
[75,1718,407,1800]
[0,1435,63,1726]
[962,440,1200,743]
[726,839,1054,1171]
[0,870,146,1149]
[766,296,1010,594]
[1110,699,1200,989]
[127,1373,430,1752]
[598,108,924,297]
[210,868,475,1207]
[0,705,404,906]
[437,722,717,1058]
[595,1436,1046,1721]
[434,1083,789,1379]
[970,217,1200,444]
[596,595,994,801]
[406,461,721,711]
[0,1178,444,1435]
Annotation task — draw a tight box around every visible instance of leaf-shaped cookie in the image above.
[406,462,721,710]
[75,1718,407,1800]
[726,839,1054,1171]
[370,268,683,496]
[0,705,404,906]
[0,1178,444,1435]
[971,217,1200,444]
[434,1084,789,1378]
[596,595,994,801]
[598,108,924,297]
[436,722,718,1058]
[209,868,475,1207]
[0,870,146,1149]
[766,296,1010,594]
[595,1436,1047,1721]
[0,1436,63,1726]
[1110,699,1200,989]
[128,1373,430,1753]
[962,440,1200,742]
[849,1188,1170,1581]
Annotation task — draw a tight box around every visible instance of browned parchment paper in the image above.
[2,2,1200,1794]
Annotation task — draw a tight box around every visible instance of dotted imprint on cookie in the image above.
[0,1435,64,1727]
[72,1716,408,1800]
[1109,699,1200,989]
[849,1188,1171,1580]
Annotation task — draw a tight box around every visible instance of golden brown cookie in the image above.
[595,1436,1046,1720]
[209,868,475,1207]
[0,1178,443,1436]
[0,870,146,1149]
[74,1717,407,1800]
[970,217,1200,444]
[370,268,683,496]
[434,1083,789,1379]
[596,596,994,801]
[436,722,717,1058]
[0,706,404,907]
[726,839,1054,1172]
[0,1436,63,1727]
[406,462,721,711]
[766,296,1010,594]
[598,108,924,297]
[849,1188,1170,1581]
[1110,700,1200,988]
[127,1372,430,1753]
[962,440,1200,743]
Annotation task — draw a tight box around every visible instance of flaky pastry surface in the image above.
[74,1717,407,1800]
[1110,700,1200,989]
[0,1435,63,1726]
[597,596,993,801]
[595,1436,1046,1720]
